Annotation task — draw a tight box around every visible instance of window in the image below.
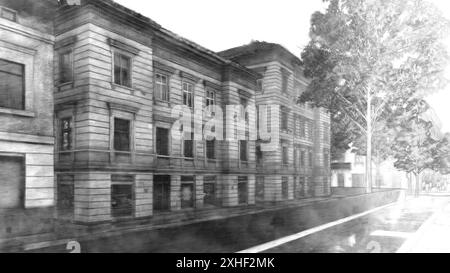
[156,127,169,156]
[281,111,288,131]
[204,176,217,206]
[181,176,195,209]
[240,140,248,162]
[256,177,265,203]
[111,175,134,218]
[206,90,216,107]
[300,150,306,167]
[0,59,24,110]
[324,152,329,168]
[0,7,17,22]
[184,132,194,158]
[114,118,130,152]
[256,145,263,164]
[153,175,170,211]
[59,51,73,84]
[0,156,24,209]
[60,118,73,151]
[308,120,314,140]
[308,151,313,167]
[267,106,272,133]
[206,139,215,159]
[155,73,169,101]
[338,173,345,187]
[300,118,306,138]
[323,123,329,142]
[282,177,289,200]
[256,79,263,92]
[183,82,194,108]
[238,176,248,204]
[57,175,74,216]
[240,97,248,121]
[282,146,289,165]
[113,52,131,87]
[281,73,288,93]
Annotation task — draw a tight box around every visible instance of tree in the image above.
[391,100,448,196]
[299,0,450,193]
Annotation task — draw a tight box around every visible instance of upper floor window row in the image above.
[0,7,17,22]
[0,59,24,110]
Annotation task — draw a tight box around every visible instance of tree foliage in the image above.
[299,0,450,191]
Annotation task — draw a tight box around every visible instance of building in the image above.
[331,149,407,194]
[0,0,57,237]
[0,0,331,227]
[219,42,332,201]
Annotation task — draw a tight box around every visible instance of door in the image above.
[153,175,170,211]
[338,173,345,187]
[238,176,248,204]
[0,156,24,209]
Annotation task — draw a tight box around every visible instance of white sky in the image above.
[115,0,450,133]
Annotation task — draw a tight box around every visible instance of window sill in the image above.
[0,107,35,118]
[111,82,135,93]
[57,82,74,90]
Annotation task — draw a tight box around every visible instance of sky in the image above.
[115,0,450,133]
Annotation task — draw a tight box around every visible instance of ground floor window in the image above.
[203,176,217,206]
[307,177,315,196]
[282,177,289,200]
[111,175,134,218]
[338,173,345,187]
[352,174,365,188]
[295,177,306,199]
[57,174,74,216]
[238,176,248,204]
[256,176,265,203]
[181,176,195,209]
[154,175,171,212]
[0,155,24,209]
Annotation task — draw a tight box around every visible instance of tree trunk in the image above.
[414,173,421,197]
[366,91,372,194]
[407,173,413,195]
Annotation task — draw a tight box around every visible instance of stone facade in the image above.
[219,42,332,201]
[0,0,57,237]
[1,0,331,227]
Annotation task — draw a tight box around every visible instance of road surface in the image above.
[24,196,449,253]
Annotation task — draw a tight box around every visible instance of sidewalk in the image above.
[397,199,450,253]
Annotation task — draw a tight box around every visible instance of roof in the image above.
[85,0,259,79]
[218,41,303,66]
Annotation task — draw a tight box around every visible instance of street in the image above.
[259,196,448,253]
[23,195,450,253]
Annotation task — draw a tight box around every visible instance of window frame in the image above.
[60,117,73,151]
[113,117,131,152]
[239,140,248,162]
[0,58,25,111]
[282,146,289,166]
[0,6,17,22]
[155,72,170,102]
[206,138,216,160]
[183,131,195,159]
[182,81,194,108]
[180,176,195,209]
[112,50,133,88]
[58,49,74,85]
[111,175,135,218]
[156,126,170,156]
